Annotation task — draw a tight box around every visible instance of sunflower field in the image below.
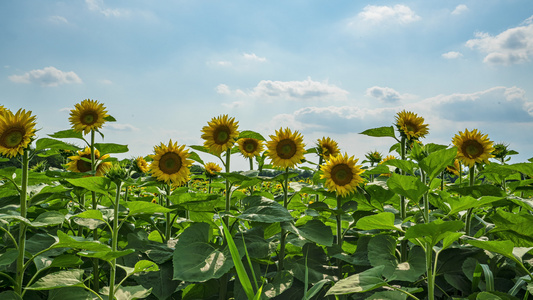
[0,100,532,300]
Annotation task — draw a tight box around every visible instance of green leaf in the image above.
[448,185,506,198]
[35,138,79,152]
[387,174,429,201]
[303,279,331,300]
[47,287,93,300]
[325,266,387,295]
[466,240,517,262]
[66,177,111,197]
[367,235,398,278]
[283,219,334,247]
[124,201,172,216]
[490,209,533,247]
[133,260,159,274]
[360,126,396,138]
[238,130,266,141]
[419,147,457,180]
[222,221,255,300]
[285,243,336,284]
[188,151,205,165]
[53,230,111,252]
[355,212,400,231]
[173,222,234,282]
[381,159,418,176]
[103,285,153,300]
[48,129,85,140]
[94,143,129,155]
[237,196,293,223]
[405,219,464,248]
[0,249,18,267]
[50,255,84,268]
[446,196,503,217]
[30,211,65,227]
[26,269,84,290]
[77,249,135,261]
[74,209,107,222]
[263,271,293,299]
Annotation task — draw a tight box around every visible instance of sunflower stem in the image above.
[108,180,122,300]
[249,157,253,171]
[465,166,476,235]
[165,184,172,243]
[90,129,100,292]
[278,168,289,272]
[219,149,232,300]
[336,194,343,279]
[15,149,29,296]
[399,136,408,262]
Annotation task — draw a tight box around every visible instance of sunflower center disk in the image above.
[77,155,93,173]
[331,164,353,186]
[160,152,182,174]
[276,139,297,159]
[81,111,98,126]
[322,147,331,157]
[1,128,24,148]
[244,141,256,153]
[463,140,483,158]
[214,126,230,145]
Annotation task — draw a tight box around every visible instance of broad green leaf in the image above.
[48,287,93,300]
[173,222,234,282]
[30,211,65,227]
[382,160,418,176]
[466,239,524,264]
[303,279,331,300]
[66,177,111,197]
[490,209,533,247]
[283,220,334,247]
[367,235,398,278]
[237,196,293,223]
[238,130,266,141]
[53,230,111,252]
[48,129,85,140]
[419,147,457,180]
[387,174,429,201]
[102,285,153,300]
[0,249,18,267]
[132,261,178,300]
[188,151,205,165]
[94,143,129,155]
[325,265,387,295]
[125,201,172,216]
[360,126,396,138]
[405,219,464,248]
[355,212,400,231]
[50,254,83,268]
[0,291,22,300]
[263,271,293,299]
[363,164,393,176]
[285,243,336,284]
[74,209,107,222]
[77,249,135,261]
[26,269,84,290]
[446,196,503,216]
[35,138,79,152]
[448,185,506,198]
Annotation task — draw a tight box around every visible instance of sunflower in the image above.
[204,162,222,176]
[365,150,382,165]
[321,153,365,197]
[452,128,494,167]
[379,155,397,177]
[134,156,149,173]
[69,99,108,135]
[395,110,429,140]
[0,109,37,158]
[445,159,461,177]
[266,128,306,169]
[237,138,263,158]
[317,137,340,160]
[149,140,192,184]
[66,147,112,176]
[201,115,239,156]
[0,105,9,117]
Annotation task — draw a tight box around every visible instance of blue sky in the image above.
[1,0,533,169]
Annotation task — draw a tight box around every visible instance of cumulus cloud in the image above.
[366,86,405,103]
[8,66,82,87]
[428,86,533,122]
[452,4,468,15]
[242,53,267,62]
[466,17,533,65]
[105,123,139,131]
[86,0,128,17]
[442,51,463,59]
[356,4,421,25]
[218,78,348,101]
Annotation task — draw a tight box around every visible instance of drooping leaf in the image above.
[237,196,293,223]
[30,211,65,227]
[48,129,85,140]
[283,219,334,247]
[26,269,84,290]
[325,266,387,295]
[238,130,266,141]
[66,177,111,197]
[35,138,80,152]
[405,219,464,248]
[360,126,396,138]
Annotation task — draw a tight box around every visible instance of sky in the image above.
[1,0,533,170]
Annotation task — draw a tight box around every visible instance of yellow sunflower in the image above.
[0,109,37,158]
[445,159,461,177]
[201,115,239,156]
[134,156,149,173]
[266,128,306,169]
[452,128,494,167]
[204,162,222,176]
[0,105,10,117]
[320,153,365,197]
[237,138,264,158]
[149,140,192,184]
[379,155,397,177]
[395,110,429,140]
[69,99,108,135]
[365,150,382,164]
[66,147,112,176]
[317,137,340,160]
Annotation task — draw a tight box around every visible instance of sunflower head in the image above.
[317,137,340,161]
[491,143,509,160]
[395,110,429,141]
[149,139,192,184]
[201,115,239,156]
[66,147,112,176]
[133,156,150,174]
[266,127,306,169]
[452,128,494,167]
[0,105,10,117]
[445,159,461,177]
[0,109,37,158]
[237,138,264,158]
[69,99,108,135]
[106,162,129,184]
[204,162,222,177]
[320,153,365,197]
[365,150,382,164]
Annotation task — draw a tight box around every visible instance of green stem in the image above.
[336,194,343,279]
[399,136,408,262]
[421,170,429,223]
[15,149,29,296]
[278,168,289,272]
[219,149,232,300]
[164,184,171,243]
[465,166,475,235]
[0,225,18,249]
[387,284,421,300]
[90,129,100,292]
[108,181,122,300]
[249,157,253,170]
[426,241,434,300]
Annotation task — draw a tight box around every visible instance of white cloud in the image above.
[99,79,113,85]
[442,51,463,59]
[242,53,267,62]
[216,84,231,95]
[49,16,68,24]
[466,17,533,65]
[105,123,139,131]
[452,4,468,15]
[366,86,404,103]
[8,66,82,87]
[86,0,128,17]
[356,4,421,25]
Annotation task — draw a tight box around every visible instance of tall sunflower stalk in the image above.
[15,149,30,296]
